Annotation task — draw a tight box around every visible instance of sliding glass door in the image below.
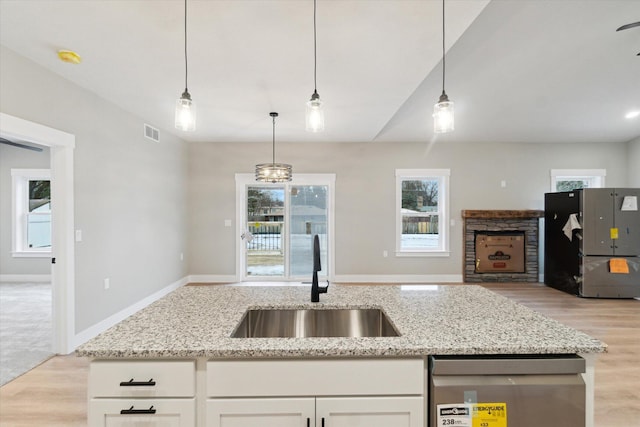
[238,174,334,282]
[245,186,286,277]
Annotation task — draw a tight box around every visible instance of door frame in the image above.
[0,112,75,354]
[235,173,335,283]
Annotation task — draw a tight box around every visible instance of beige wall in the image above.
[0,46,188,333]
[0,144,51,276]
[187,139,630,278]
[628,136,640,187]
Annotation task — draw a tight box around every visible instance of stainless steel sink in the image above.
[231,308,400,338]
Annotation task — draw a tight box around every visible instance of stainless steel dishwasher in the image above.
[429,355,586,427]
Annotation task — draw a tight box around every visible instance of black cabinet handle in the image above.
[307,418,310,427]
[322,417,325,427]
[120,405,156,415]
[119,378,156,387]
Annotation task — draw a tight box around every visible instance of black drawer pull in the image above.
[120,405,156,415]
[119,378,156,387]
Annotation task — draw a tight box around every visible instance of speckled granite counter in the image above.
[76,284,606,358]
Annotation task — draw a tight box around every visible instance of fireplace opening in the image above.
[475,231,525,273]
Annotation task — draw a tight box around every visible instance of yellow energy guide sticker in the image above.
[610,227,619,239]
[472,403,507,427]
[437,403,507,427]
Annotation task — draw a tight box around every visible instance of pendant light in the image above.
[305,0,325,132]
[175,0,196,131]
[256,113,293,183]
[433,0,454,133]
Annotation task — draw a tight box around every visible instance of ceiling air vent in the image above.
[144,124,159,142]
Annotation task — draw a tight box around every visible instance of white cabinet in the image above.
[88,358,425,427]
[88,398,195,427]
[207,398,315,427]
[207,397,422,427]
[88,360,196,427]
[317,397,423,427]
[206,359,424,427]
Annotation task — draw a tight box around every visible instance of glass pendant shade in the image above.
[175,90,196,131]
[305,92,325,133]
[255,163,293,183]
[433,93,454,133]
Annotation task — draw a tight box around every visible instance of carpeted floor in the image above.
[0,282,54,386]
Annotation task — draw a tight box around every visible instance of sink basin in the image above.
[231,308,400,338]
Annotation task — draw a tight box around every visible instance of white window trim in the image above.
[550,169,606,192]
[395,168,450,257]
[11,168,52,257]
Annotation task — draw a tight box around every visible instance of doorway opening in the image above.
[0,113,75,355]
[236,174,335,282]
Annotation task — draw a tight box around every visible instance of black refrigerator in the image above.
[544,188,640,298]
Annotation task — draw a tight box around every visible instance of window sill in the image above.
[395,251,450,258]
[12,251,52,258]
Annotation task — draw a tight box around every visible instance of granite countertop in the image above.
[75,284,607,359]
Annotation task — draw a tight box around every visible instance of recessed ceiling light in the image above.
[625,111,640,119]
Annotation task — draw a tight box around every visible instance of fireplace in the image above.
[462,210,543,282]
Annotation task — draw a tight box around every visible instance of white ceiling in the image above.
[1,0,639,144]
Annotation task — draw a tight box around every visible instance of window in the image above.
[11,169,52,257]
[396,169,450,256]
[550,169,606,192]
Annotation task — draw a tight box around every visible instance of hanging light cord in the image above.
[441,0,446,95]
[313,0,318,94]
[272,115,276,164]
[184,0,189,92]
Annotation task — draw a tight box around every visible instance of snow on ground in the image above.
[247,234,438,276]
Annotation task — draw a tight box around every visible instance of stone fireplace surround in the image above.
[462,210,544,282]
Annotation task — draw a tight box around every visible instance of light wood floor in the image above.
[0,282,638,427]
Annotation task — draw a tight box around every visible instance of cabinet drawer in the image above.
[207,358,424,397]
[89,360,195,397]
[88,398,195,427]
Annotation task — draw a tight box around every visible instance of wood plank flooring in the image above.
[0,282,638,427]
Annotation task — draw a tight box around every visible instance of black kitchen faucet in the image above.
[311,234,329,302]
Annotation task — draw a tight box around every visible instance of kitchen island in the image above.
[77,284,606,427]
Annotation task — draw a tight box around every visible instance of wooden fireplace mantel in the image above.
[461,210,544,219]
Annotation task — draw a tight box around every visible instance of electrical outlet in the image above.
[383,250,388,258]
[75,229,82,242]
[104,278,110,290]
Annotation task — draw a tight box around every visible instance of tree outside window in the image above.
[11,169,51,256]
[396,169,450,256]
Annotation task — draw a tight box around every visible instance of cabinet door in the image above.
[316,397,423,427]
[207,398,315,427]
[88,398,195,427]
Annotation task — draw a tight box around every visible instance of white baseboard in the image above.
[187,274,239,284]
[0,274,51,282]
[73,276,189,349]
[332,274,463,283]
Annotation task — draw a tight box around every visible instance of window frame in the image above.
[550,169,606,192]
[11,168,52,257]
[395,168,450,257]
